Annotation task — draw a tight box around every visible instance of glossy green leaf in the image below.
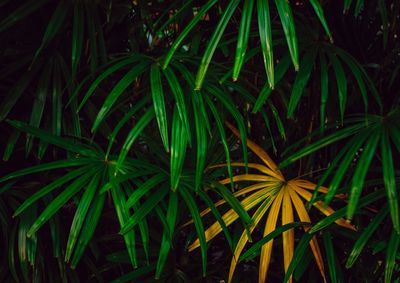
[221,47,259,84]
[205,95,233,183]
[233,0,255,81]
[180,187,207,276]
[156,191,178,279]
[18,204,37,281]
[343,0,352,12]
[70,192,105,268]
[309,0,333,42]
[354,0,365,16]
[150,63,169,151]
[111,182,137,268]
[325,131,369,205]
[192,91,208,191]
[283,232,314,283]
[381,132,399,232]
[322,232,341,283]
[106,96,150,158]
[3,130,20,161]
[206,85,248,167]
[347,130,380,220]
[275,0,299,70]
[320,53,328,131]
[47,202,61,257]
[198,189,234,251]
[170,108,188,191]
[384,229,400,283]
[336,51,368,110]
[257,0,274,88]
[116,108,155,172]
[172,61,212,134]
[268,100,286,140]
[162,67,192,145]
[135,201,150,263]
[195,0,240,90]
[52,61,62,136]
[65,172,101,262]
[211,181,252,225]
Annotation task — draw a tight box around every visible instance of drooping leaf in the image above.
[170,107,188,191]
[195,0,241,90]
[150,64,169,151]
[162,67,192,145]
[191,91,208,191]
[384,229,400,283]
[116,108,155,172]
[275,0,299,70]
[65,172,101,262]
[155,191,178,278]
[180,187,207,277]
[347,130,380,220]
[233,0,255,81]
[309,0,333,42]
[380,131,399,232]
[257,0,274,88]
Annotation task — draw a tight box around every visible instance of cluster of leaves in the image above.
[0,0,399,282]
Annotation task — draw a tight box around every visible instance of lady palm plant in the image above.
[1,0,399,282]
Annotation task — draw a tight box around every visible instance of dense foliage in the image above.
[0,0,399,282]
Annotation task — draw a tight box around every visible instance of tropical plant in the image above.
[0,0,399,282]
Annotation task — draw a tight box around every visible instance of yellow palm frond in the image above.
[188,125,356,282]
